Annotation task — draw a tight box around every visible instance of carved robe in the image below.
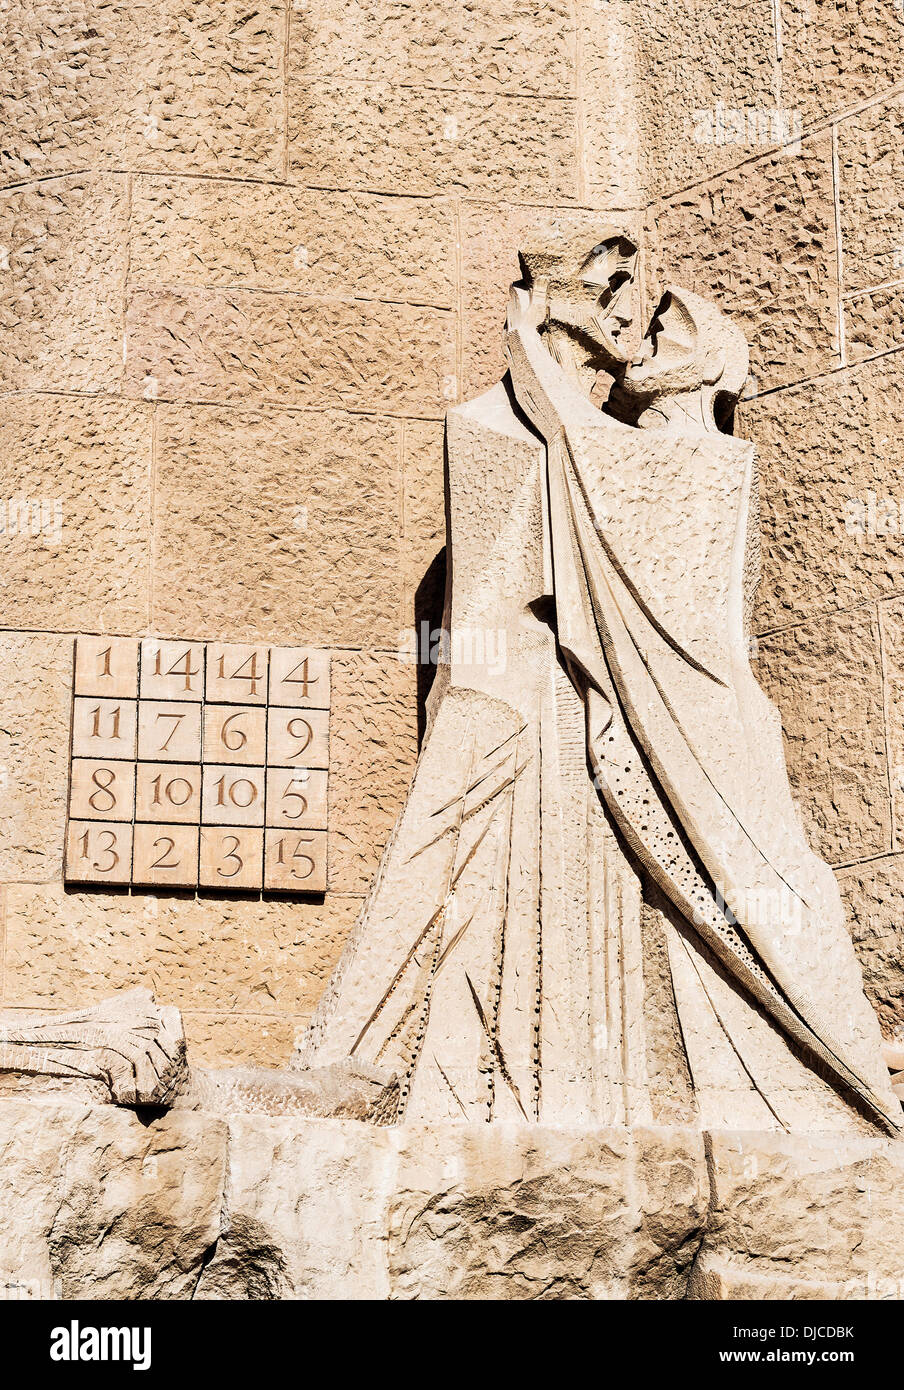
[294,301,899,1135]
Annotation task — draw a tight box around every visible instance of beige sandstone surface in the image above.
[1,0,904,1302]
[4,1095,904,1300]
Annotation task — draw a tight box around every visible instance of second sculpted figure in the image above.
[293,231,901,1135]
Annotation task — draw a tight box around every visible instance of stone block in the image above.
[181,1011,301,1072]
[328,650,419,894]
[206,643,270,706]
[132,822,199,889]
[837,94,904,294]
[0,633,73,883]
[879,596,904,842]
[120,0,286,180]
[139,639,205,701]
[135,764,202,825]
[0,1098,226,1300]
[2,889,150,1009]
[0,1,121,182]
[150,405,401,648]
[196,1119,707,1299]
[628,0,779,197]
[401,417,446,625]
[287,78,579,203]
[653,133,839,392]
[5,1103,904,1300]
[65,821,134,887]
[838,853,904,1038]
[0,175,127,395]
[71,697,138,762]
[138,702,202,763]
[124,288,456,417]
[290,0,576,96]
[131,178,456,307]
[1,881,362,1021]
[0,0,286,183]
[74,637,140,700]
[265,768,328,830]
[200,826,264,892]
[203,707,267,766]
[196,1114,393,1299]
[755,607,891,864]
[201,766,265,827]
[69,758,136,824]
[0,1095,77,1297]
[779,0,904,131]
[387,1124,708,1299]
[739,353,904,630]
[0,395,151,635]
[264,828,328,894]
[845,285,904,363]
[579,0,647,205]
[266,709,328,771]
[695,1128,904,1298]
[268,649,331,709]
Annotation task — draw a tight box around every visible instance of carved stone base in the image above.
[2,1098,904,1299]
[689,1130,904,1300]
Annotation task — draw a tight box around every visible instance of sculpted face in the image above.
[621,286,747,400]
[544,236,638,371]
[619,285,750,431]
[622,290,701,395]
[517,231,639,388]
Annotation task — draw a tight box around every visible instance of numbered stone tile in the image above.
[203,704,267,765]
[202,764,265,826]
[74,636,139,699]
[71,696,138,761]
[69,758,136,823]
[200,826,264,891]
[140,638,205,700]
[264,828,327,893]
[206,643,269,704]
[265,767,328,829]
[65,820,133,885]
[269,647,331,708]
[138,700,202,762]
[135,762,202,825]
[266,707,329,769]
[132,822,199,889]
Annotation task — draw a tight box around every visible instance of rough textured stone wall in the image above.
[0,2,645,1067]
[642,0,904,1037]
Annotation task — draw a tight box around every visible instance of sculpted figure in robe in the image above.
[292,230,901,1137]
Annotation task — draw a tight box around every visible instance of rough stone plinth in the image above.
[3,1099,904,1300]
[690,1130,904,1300]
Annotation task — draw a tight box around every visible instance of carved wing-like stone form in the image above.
[0,987,187,1105]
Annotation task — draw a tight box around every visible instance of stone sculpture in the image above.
[292,231,902,1136]
[4,230,904,1303]
[1,232,899,1145]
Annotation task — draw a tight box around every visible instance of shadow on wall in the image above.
[413,547,446,749]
